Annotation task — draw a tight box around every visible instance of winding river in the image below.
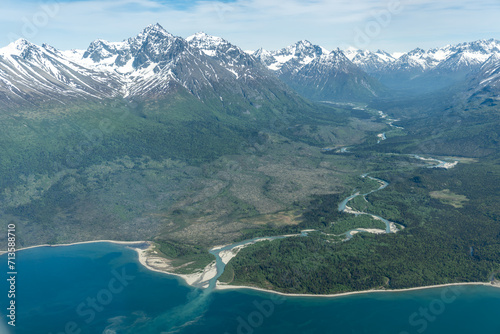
[201,107,460,293]
[337,175,398,239]
[206,174,397,291]
[204,153,458,291]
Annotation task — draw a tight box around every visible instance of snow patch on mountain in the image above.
[0,39,32,57]
[344,39,500,74]
[254,40,329,73]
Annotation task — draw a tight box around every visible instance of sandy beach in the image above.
[0,240,149,255]
[215,281,500,298]
[132,242,217,288]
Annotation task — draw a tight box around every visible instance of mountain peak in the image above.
[257,40,329,72]
[143,23,169,34]
[407,47,425,55]
[186,32,239,59]
[186,31,225,44]
[254,48,271,56]
[319,49,350,64]
[0,38,35,57]
[82,38,129,64]
[296,40,313,46]
[186,31,209,40]
[134,23,174,42]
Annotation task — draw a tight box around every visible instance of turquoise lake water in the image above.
[2,242,499,334]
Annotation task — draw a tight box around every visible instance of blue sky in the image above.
[1,0,499,52]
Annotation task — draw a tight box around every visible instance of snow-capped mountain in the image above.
[0,38,121,108]
[346,39,500,74]
[387,40,500,74]
[463,53,500,104]
[254,40,329,73]
[1,26,499,108]
[0,24,298,109]
[78,24,212,98]
[386,47,442,73]
[343,48,396,73]
[280,49,383,101]
[186,32,270,79]
[478,54,500,89]
[254,41,382,101]
[344,39,500,94]
[80,24,190,74]
[434,40,500,73]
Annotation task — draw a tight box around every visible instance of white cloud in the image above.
[0,0,498,52]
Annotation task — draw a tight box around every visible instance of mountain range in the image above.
[253,41,384,102]
[1,23,499,108]
[344,39,500,94]
[257,38,500,98]
[0,24,303,113]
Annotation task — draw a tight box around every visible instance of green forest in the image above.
[222,110,500,294]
